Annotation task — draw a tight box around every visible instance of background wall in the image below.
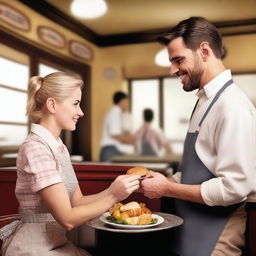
[1,0,255,161]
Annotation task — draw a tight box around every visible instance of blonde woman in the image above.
[0,72,140,255]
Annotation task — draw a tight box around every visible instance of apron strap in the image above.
[190,99,199,120]
[199,79,233,127]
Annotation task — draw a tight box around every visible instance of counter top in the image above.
[111,153,181,163]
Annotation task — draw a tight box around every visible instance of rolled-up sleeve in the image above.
[22,141,62,192]
[172,171,181,183]
[201,103,256,206]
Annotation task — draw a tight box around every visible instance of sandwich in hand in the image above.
[126,166,151,179]
[108,201,156,225]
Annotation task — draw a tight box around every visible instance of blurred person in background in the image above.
[134,108,172,156]
[100,91,134,162]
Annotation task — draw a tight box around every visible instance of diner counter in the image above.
[1,162,256,255]
[0,162,161,216]
[111,153,181,164]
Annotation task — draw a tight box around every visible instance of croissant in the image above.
[108,201,154,225]
[125,216,139,225]
[120,201,140,212]
[109,202,123,215]
[125,208,142,217]
[138,213,153,225]
[140,203,152,214]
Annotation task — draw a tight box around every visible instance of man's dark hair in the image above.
[143,109,154,122]
[158,17,224,59]
[113,91,128,104]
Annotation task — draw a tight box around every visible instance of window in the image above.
[130,74,256,155]
[163,77,197,153]
[39,63,61,76]
[1,31,91,162]
[130,79,160,132]
[0,45,29,148]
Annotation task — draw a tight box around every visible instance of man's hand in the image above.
[140,171,170,199]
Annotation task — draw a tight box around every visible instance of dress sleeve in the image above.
[22,141,62,193]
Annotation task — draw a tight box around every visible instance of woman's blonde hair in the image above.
[27,72,83,123]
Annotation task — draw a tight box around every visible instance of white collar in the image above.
[31,123,63,152]
[197,69,232,99]
[113,105,122,112]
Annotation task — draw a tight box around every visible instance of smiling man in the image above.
[141,17,256,256]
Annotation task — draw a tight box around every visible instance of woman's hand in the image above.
[108,175,140,202]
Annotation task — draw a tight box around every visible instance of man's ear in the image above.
[46,98,57,114]
[199,42,211,61]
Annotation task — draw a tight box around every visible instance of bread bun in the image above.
[126,166,150,177]
[120,201,140,212]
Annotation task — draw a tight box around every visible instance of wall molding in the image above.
[19,0,256,47]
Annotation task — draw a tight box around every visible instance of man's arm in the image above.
[200,103,256,206]
[112,134,134,144]
[141,171,204,204]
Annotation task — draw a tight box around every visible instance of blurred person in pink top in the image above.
[0,72,140,256]
[134,108,172,156]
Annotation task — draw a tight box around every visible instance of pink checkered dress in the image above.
[0,124,90,256]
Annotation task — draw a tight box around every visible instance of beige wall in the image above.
[223,34,256,72]
[1,0,255,161]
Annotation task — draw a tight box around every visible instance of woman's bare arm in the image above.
[39,175,140,230]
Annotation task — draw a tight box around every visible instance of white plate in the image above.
[99,212,164,229]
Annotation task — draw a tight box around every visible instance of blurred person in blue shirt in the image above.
[100,91,134,162]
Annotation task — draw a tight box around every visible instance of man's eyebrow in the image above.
[170,56,184,63]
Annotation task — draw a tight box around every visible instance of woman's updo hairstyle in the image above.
[27,72,83,123]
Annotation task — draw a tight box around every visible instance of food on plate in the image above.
[126,166,151,177]
[107,201,157,225]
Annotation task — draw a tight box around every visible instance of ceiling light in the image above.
[155,48,170,67]
[71,0,107,19]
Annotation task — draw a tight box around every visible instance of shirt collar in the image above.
[113,105,122,112]
[31,123,64,152]
[197,69,232,99]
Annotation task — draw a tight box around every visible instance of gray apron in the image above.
[171,79,241,256]
[141,129,157,156]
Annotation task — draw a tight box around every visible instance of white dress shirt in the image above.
[100,105,124,152]
[173,70,256,206]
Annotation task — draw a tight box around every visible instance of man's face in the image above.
[119,98,129,111]
[167,37,204,92]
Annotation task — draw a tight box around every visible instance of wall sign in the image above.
[103,67,116,80]
[69,40,93,61]
[37,26,66,48]
[0,2,30,31]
